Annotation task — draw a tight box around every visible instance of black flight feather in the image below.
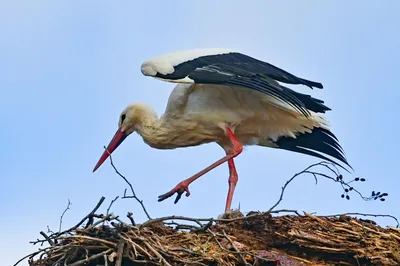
[273,127,352,171]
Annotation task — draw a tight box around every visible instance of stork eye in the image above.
[121,114,126,123]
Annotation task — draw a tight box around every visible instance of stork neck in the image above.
[137,113,182,149]
[135,112,163,146]
[135,111,159,132]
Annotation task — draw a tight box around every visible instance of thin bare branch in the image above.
[267,161,389,213]
[267,162,323,212]
[127,212,136,226]
[67,249,113,266]
[30,197,106,245]
[140,209,301,229]
[59,199,72,232]
[104,146,152,220]
[39,231,54,246]
[106,196,119,216]
[319,212,399,228]
[221,230,249,265]
[13,247,52,266]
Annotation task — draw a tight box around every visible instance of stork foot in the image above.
[158,181,191,204]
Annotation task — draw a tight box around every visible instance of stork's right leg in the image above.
[158,127,243,205]
[225,158,238,212]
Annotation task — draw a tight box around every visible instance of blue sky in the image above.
[1,1,399,264]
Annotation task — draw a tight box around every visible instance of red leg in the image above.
[158,127,243,204]
[225,158,238,212]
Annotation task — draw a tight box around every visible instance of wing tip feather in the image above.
[273,127,352,172]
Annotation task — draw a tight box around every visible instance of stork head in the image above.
[93,103,153,172]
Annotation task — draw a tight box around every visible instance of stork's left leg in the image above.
[158,127,243,206]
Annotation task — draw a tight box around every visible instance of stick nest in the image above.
[26,210,400,266]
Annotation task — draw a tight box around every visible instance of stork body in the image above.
[93,48,351,213]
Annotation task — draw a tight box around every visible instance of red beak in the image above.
[93,128,128,172]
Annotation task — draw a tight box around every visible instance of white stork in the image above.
[93,48,351,213]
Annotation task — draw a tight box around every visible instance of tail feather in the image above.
[272,127,352,171]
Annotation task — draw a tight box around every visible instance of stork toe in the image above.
[158,181,191,204]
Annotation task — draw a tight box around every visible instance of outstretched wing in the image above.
[141,48,328,117]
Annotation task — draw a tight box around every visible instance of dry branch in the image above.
[59,199,72,232]
[104,146,152,220]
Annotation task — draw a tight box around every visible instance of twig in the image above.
[140,209,301,228]
[39,231,54,246]
[222,230,249,265]
[59,199,72,232]
[47,225,54,235]
[51,197,105,240]
[143,241,172,266]
[91,214,117,228]
[67,249,113,266]
[207,228,254,264]
[127,212,136,226]
[13,247,53,266]
[267,162,326,212]
[104,146,152,220]
[120,233,153,259]
[319,212,400,228]
[141,216,206,228]
[106,196,119,216]
[58,235,117,247]
[29,197,106,246]
[267,161,389,213]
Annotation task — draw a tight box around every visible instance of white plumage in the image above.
[93,48,351,213]
[141,48,236,76]
[163,83,325,146]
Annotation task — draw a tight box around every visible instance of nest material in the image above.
[26,211,400,266]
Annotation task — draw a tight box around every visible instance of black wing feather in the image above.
[225,75,311,117]
[273,127,352,171]
[281,85,331,113]
[155,52,327,116]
